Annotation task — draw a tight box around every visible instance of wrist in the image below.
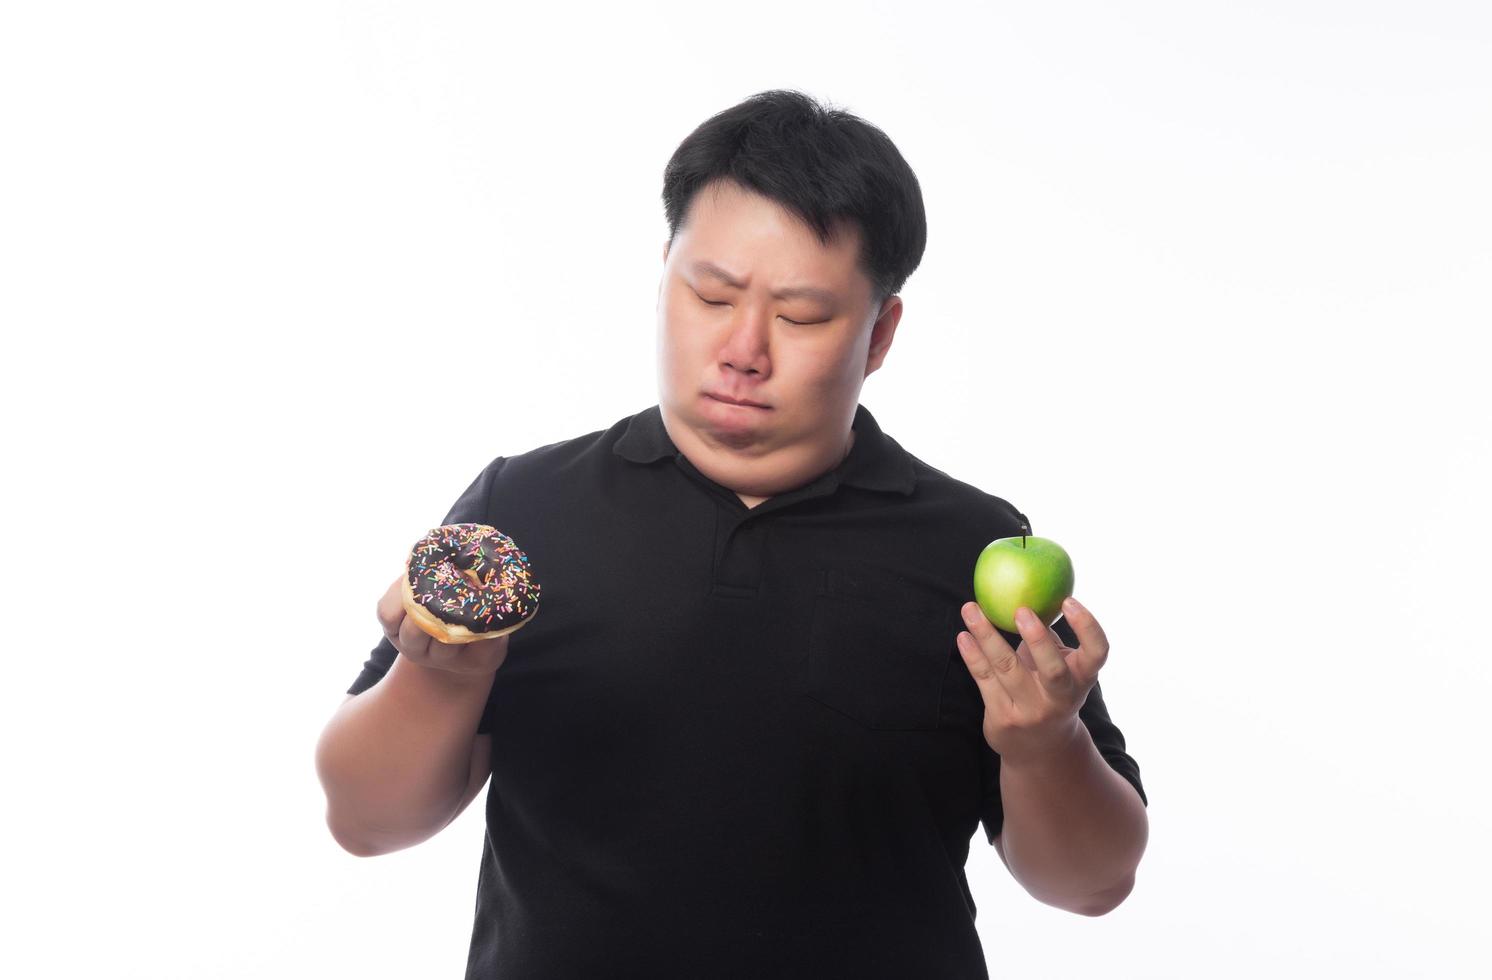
[389,650,498,698]
[998,720,1090,776]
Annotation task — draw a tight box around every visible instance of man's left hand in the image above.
[956,596,1109,768]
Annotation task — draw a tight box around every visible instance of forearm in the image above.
[315,654,494,855]
[998,725,1149,915]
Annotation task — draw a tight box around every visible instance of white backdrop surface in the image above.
[3,2,1489,977]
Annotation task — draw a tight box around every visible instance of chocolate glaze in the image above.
[406,523,541,633]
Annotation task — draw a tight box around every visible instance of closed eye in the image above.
[695,293,825,326]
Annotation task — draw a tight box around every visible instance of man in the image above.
[317,89,1148,979]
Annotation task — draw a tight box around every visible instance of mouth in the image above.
[705,392,771,410]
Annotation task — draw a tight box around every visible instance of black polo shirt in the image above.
[347,402,1147,980]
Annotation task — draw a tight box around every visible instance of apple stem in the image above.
[1017,515,1031,548]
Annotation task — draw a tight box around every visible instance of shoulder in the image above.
[902,446,1030,538]
[487,410,637,486]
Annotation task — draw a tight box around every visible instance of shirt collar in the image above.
[613,402,917,496]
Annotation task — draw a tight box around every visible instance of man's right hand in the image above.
[378,575,512,678]
[316,575,505,857]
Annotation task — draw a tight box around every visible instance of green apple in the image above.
[972,531,1075,634]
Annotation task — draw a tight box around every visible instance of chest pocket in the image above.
[802,563,958,731]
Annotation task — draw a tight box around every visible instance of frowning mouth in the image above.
[705,393,771,409]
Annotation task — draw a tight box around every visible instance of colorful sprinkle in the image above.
[406,523,541,635]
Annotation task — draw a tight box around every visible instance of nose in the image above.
[718,304,771,377]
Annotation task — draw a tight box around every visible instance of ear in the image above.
[864,295,903,377]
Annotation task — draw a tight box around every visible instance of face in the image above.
[655,179,903,498]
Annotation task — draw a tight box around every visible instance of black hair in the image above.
[661,89,927,310]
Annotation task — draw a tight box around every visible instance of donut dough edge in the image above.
[399,563,539,645]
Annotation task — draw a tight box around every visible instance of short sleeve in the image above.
[344,456,508,701]
[978,613,1148,846]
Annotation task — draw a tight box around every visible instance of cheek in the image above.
[658,313,708,374]
[805,337,862,389]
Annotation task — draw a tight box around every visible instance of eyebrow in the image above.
[690,260,837,305]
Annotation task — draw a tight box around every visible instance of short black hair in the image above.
[662,89,927,310]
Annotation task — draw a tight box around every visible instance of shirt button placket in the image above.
[712,510,764,598]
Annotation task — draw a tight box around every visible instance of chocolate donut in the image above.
[400,523,541,643]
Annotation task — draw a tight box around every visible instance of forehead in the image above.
[683,178,853,252]
[678,181,864,284]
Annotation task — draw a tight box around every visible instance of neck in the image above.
[661,407,856,499]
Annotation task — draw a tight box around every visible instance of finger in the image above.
[426,632,486,668]
[1016,606,1076,697]
[1012,638,1038,673]
[397,609,434,659]
[377,576,405,641]
[1059,596,1110,684]
[956,630,1014,711]
[425,631,508,675]
[960,602,1036,703]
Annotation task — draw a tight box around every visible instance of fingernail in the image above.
[1063,597,1080,615]
[1016,607,1034,629]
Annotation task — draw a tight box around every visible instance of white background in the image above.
[3,1,1489,977]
